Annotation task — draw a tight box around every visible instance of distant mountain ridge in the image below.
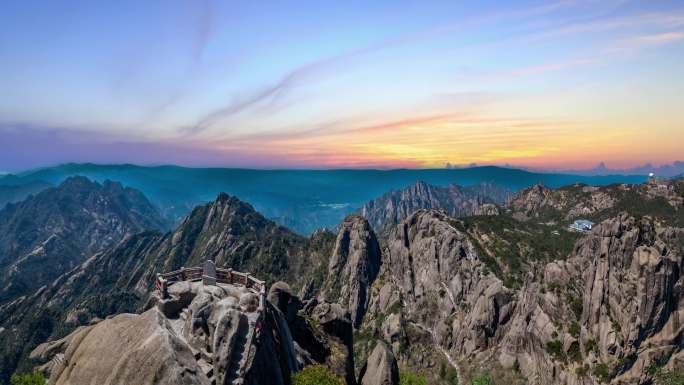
[0,180,51,210]
[0,163,647,234]
[1,176,683,384]
[0,176,167,304]
[0,191,336,382]
[360,181,510,230]
[536,160,684,177]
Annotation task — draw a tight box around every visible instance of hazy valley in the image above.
[0,166,681,385]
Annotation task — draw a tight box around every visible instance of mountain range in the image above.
[1,171,682,385]
[360,180,509,231]
[0,163,647,234]
[535,161,684,178]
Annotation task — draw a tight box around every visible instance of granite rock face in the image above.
[362,206,684,385]
[0,176,166,304]
[360,342,399,385]
[360,181,507,231]
[34,282,295,385]
[33,280,363,385]
[304,299,357,385]
[45,310,206,385]
[13,178,684,385]
[578,214,684,384]
[321,215,381,328]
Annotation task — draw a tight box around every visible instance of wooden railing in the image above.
[155,265,267,312]
[155,264,267,379]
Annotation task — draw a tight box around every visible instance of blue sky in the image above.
[1,0,683,171]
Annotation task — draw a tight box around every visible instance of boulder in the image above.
[46,310,208,385]
[360,343,399,385]
[32,280,303,385]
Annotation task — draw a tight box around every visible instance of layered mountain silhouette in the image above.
[360,180,510,231]
[0,176,167,304]
[1,174,683,385]
[0,163,647,234]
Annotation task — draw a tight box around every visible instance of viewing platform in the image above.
[155,260,266,310]
[152,261,268,384]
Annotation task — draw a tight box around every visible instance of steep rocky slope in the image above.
[6,177,683,385]
[0,176,166,303]
[0,179,51,210]
[319,215,382,328]
[508,181,682,226]
[360,181,507,231]
[31,279,361,385]
[353,178,684,385]
[0,192,335,383]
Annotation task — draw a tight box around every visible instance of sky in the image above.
[1,0,683,172]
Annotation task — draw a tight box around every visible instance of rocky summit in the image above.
[2,176,683,385]
[0,176,167,304]
[360,181,508,231]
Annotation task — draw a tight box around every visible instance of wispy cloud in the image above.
[458,58,598,82]
[112,0,216,126]
[606,30,684,53]
[183,0,583,135]
[630,31,684,46]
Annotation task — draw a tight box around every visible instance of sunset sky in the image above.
[1,0,683,171]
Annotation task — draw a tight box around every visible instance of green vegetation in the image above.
[584,338,598,355]
[568,321,581,338]
[292,365,343,385]
[353,328,377,376]
[400,370,427,385]
[439,361,459,385]
[10,372,45,385]
[546,340,566,362]
[590,188,684,227]
[593,363,611,383]
[568,296,583,320]
[567,341,582,363]
[460,214,581,285]
[471,372,493,385]
[575,364,589,378]
[652,367,684,385]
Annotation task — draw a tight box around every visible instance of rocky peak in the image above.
[32,278,362,385]
[320,215,381,328]
[163,192,313,285]
[57,175,96,190]
[506,183,558,218]
[0,177,166,304]
[575,213,684,383]
[360,181,503,231]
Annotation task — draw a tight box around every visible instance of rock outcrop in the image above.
[321,215,381,328]
[40,310,207,385]
[303,299,357,385]
[0,176,166,304]
[9,178,684,385]
[361,207,684,385]
[360,343,399,385]
[360,181,507,231]
[0,193,335,384]
[35,281,304,385]
[31,278,363,385]
[577,214,684,384]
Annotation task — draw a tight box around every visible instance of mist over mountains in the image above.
[0,163,647,234]
[0,170,681,385]
[528,161,684,178]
